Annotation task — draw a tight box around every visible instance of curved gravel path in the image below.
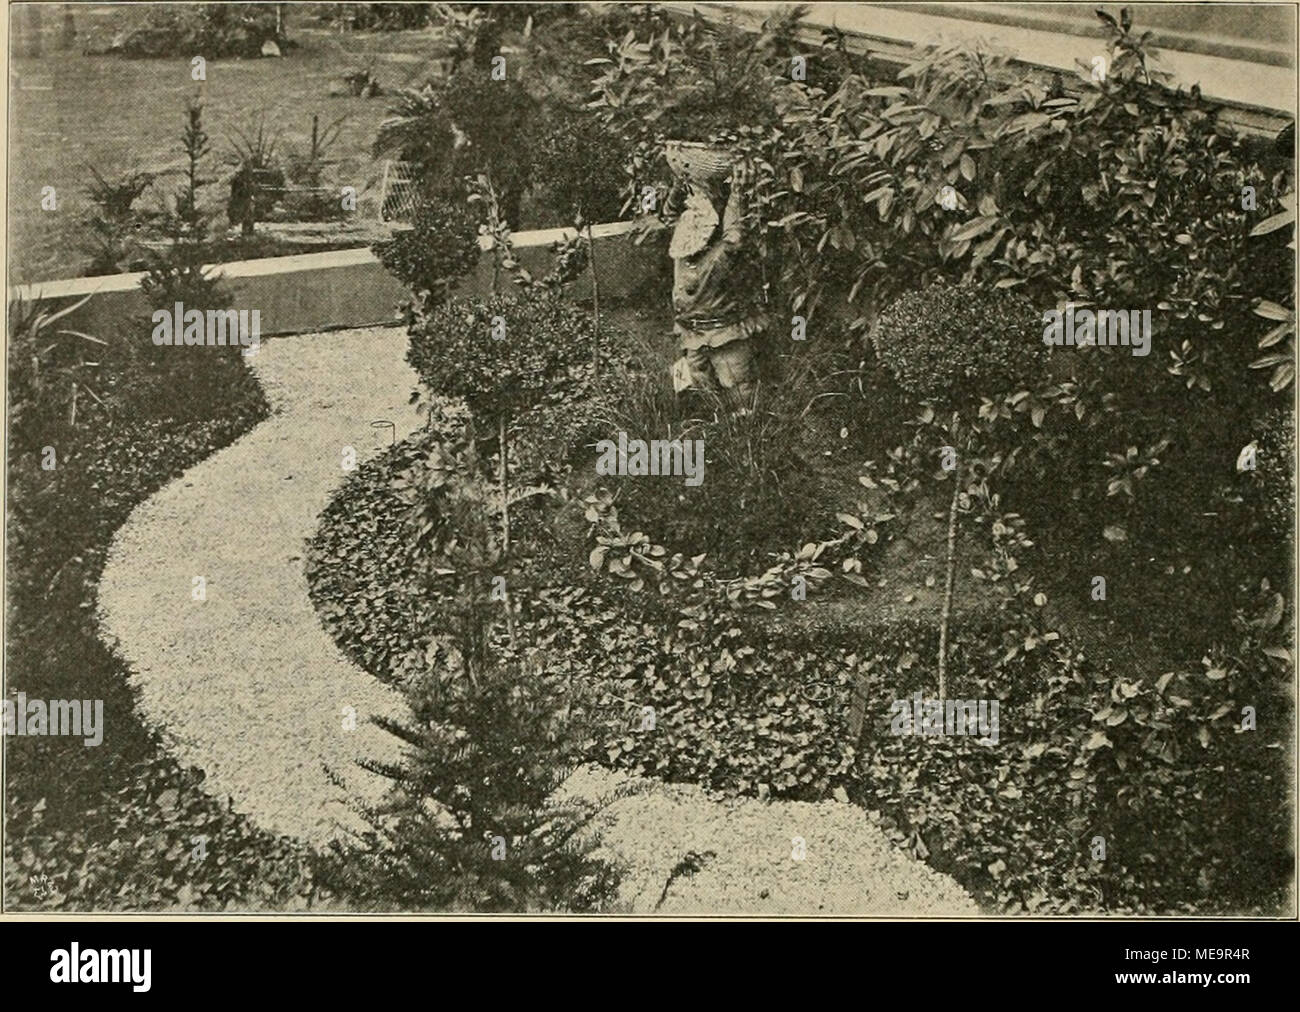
[98,325,978,913]
[99,327,418,845]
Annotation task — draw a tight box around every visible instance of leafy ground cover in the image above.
[3,304,324,910]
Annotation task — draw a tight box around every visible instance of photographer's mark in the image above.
[596,431,705,487]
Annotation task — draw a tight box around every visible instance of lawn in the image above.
[7,16,447,285]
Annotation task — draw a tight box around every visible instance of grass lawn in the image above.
[8,19,452,285]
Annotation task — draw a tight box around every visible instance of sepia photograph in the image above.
[1,0,1296,944]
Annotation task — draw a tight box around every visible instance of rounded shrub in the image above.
[872,281,1046,401]
[373,197,481,307]
[406,290,595,422]
[532,111,630,226]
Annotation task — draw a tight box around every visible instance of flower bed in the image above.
[305,368,1290,914]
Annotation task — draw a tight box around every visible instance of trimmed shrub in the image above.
[873,282,1046,402]
[406,291,595,425]
[107,4,285,59]
[532,111,632,225]
[372,198,481,308]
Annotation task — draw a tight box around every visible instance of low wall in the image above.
[8,220,667,340]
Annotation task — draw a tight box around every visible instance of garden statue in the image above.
[663,141,768,413]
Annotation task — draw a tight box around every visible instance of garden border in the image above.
[9,220,663,340]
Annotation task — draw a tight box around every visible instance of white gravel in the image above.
[561,766,980,916]
[98,327,419,845]
[98,325,979,914]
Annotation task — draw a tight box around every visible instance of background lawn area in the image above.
[8,13,450,284]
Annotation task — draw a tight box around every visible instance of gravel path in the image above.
[561,767,979,915]
[98,327,418,845]
[98,325,979,913]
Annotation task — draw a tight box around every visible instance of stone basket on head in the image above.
[665,140,733,185]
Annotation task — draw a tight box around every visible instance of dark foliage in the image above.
[372,197,481,310]
[405,291,595,426]
[3,293,312,910]
[873,282,1047,403]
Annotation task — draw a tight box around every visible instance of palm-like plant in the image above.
[226,114,286,235]
[8,292,108,448]
[80,167,156,275]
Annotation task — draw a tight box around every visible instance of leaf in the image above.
[56,329,109,345]
[1102,524,1127,542]
[1260,592,1284,629]
[1253,299,1292,322]
[1262,645,1292,663]
[38,291,96,328]
[837,512,864,530]
[1258,322,1291,348]
[1083,730,1111,750]
[1250,210,1294,236]
[959,153,975,181]
[948,216,996,243]
[1005,112,1051,134]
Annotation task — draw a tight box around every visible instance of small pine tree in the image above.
[137,101,237,417]
[319,657,617,912]
[317,432,617,913]
[141,101,229,313]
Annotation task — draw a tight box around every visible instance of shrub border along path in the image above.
[97,324,977,913]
